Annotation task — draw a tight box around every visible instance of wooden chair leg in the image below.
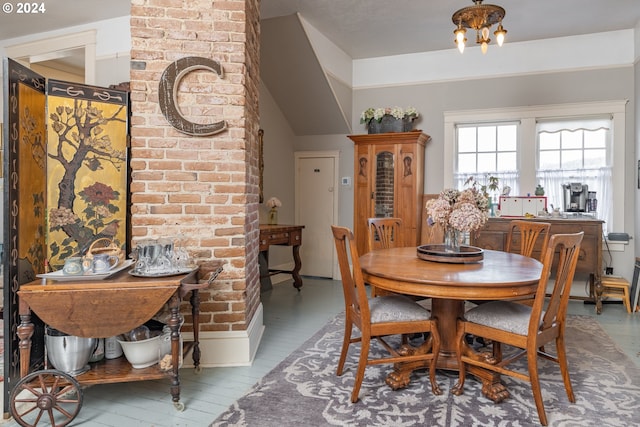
[351,335,370,403]
[556,335,575,403]
[623,287,631,313]
[527,348,548,426]
[337,318,353,376]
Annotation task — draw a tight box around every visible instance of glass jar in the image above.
[158,325,183,371]
[268,207,278,225]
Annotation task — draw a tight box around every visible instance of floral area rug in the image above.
[211,315,640,427]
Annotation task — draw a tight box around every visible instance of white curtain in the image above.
[536,116,612,233]
[537,168,611,233]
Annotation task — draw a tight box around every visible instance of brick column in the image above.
[129,0,261,364]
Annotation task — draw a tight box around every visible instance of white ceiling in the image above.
[1,1,639,59]
[261,0,640,59]
[0,1,130,41]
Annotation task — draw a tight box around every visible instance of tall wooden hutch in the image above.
[348,131,430,254]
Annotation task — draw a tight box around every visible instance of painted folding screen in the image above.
[2,58,47,414]
[1,66,130,415]
[45,80,129,269]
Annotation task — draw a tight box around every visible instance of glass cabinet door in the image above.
[374,151,394,217]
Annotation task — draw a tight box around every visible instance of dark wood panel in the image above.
[3,59,47,410]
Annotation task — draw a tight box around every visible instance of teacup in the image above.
[62,257,89,276]
[91,253,120,274]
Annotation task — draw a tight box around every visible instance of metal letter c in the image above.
[158,56,227,136]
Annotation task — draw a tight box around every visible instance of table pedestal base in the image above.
[384,351,509,403]
[383,298,510,403]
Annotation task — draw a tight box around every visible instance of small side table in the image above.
[259,224,304,290]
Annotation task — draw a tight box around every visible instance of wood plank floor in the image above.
[1,277,638,426]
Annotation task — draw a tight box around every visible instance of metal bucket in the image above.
[45,326,97,376]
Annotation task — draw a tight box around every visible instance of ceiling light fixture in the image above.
[452,0,507,54]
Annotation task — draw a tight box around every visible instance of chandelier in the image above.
[452,0,507,54]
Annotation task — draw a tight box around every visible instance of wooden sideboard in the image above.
[471,216,606,313]
[259,224,304,290]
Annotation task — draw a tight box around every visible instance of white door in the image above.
[295,152,338,278]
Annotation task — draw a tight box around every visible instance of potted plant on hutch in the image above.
[360,106,419,134]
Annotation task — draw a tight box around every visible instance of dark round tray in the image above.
[417,244,484,264]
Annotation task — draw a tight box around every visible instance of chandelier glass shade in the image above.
[452,0,507,54]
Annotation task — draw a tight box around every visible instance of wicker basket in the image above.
[85,238,125,264]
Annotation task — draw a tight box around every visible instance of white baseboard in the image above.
[181,302,265,367]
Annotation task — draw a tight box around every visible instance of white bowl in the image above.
[117,335,161,369]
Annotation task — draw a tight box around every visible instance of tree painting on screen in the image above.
[46,80,129,269]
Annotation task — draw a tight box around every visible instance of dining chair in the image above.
[331,225,442,403]
[452,231,584,426]
[367,217,403,252]
[505,220,551,262]
[501,219,552,308]
[367,217,403,297]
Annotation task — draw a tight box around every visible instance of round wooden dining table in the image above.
[359,246,543,402]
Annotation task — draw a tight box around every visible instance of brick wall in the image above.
[129,0,261,333]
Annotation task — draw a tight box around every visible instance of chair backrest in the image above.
[332,225,370,322]
[505,220,551,262]
[367,217,403,253]
[529,232,584,337]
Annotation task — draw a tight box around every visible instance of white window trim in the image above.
[444,100,627,230]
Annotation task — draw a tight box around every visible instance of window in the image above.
[454,122,519,201]
[536,118,612,229]
[444,101,627,234]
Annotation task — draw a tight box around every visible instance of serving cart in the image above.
[9,264,221,427]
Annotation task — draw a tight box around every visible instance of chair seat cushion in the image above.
[369,295,431,323]
[464,301,540,335]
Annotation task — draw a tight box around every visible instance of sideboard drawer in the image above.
[266,231,291,245]
[260,232,289,251]
[259,226,304,251]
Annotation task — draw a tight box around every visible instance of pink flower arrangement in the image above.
[426,186,489,233]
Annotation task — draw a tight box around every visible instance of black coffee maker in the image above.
[562,183,588,212]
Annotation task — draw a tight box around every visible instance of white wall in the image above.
[0,16,131,117]
[351,69,635,280]
[258,83,297,269]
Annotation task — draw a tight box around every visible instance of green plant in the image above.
[464,175,500,198]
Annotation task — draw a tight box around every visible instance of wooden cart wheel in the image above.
[10,370,83,427]
[174,401,185,412]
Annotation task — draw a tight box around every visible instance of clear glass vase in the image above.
[444,227,462,253]
[268,208,278,225]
